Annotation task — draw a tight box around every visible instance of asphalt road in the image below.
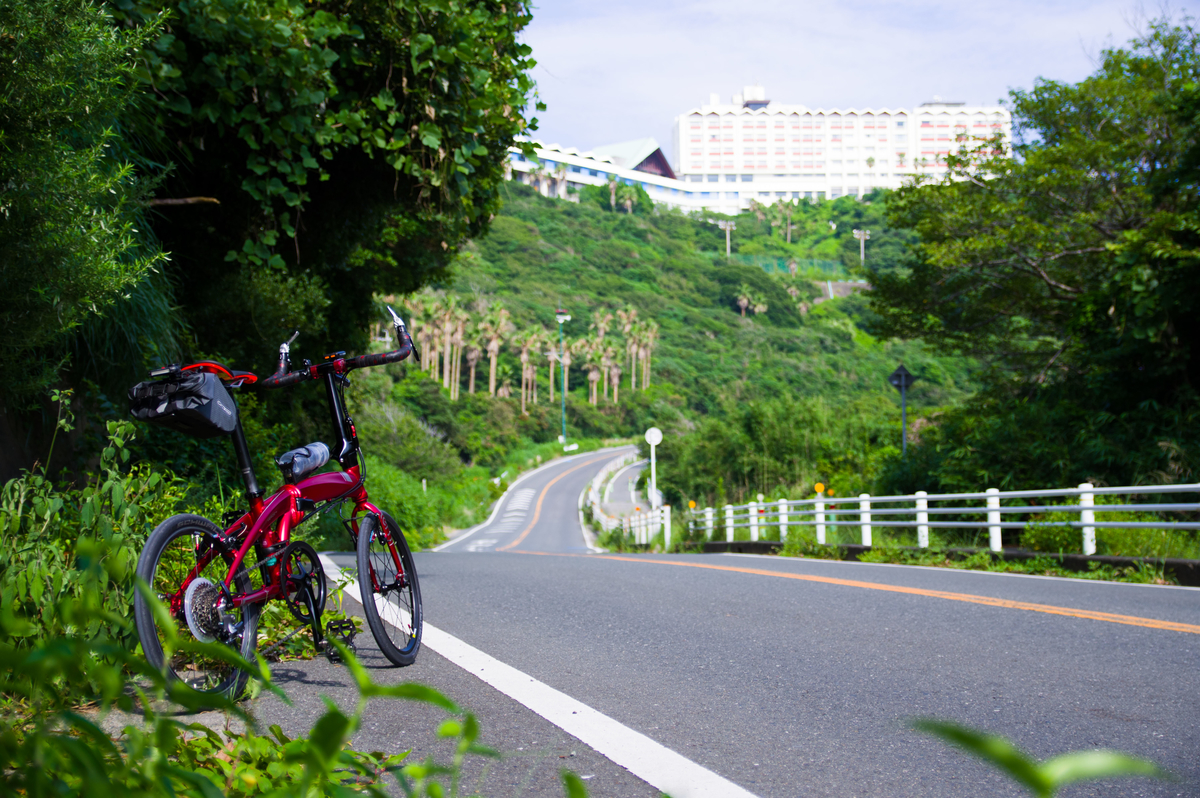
[252,450,1200,797]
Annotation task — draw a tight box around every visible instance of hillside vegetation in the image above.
[393,181,978,503]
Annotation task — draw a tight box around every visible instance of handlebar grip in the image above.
[343,339,413,370]
[259,368,311,389]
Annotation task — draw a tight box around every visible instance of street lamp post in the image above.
[888,364,918,456]
[556,309,571,444]
[852,228,871,267]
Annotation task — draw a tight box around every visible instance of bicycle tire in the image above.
[133,513,260,698]
[355,511,422,666]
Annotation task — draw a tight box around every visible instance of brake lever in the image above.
[278,329,300,371]
[386,306,420,363]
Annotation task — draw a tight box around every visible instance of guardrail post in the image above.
[987,488,1001,552]
[816,498,826,545]
[1079,483,1095,555]
[749,500,759,541]
[663,505,672,551]
[724,504,734,542]
[778,498,788,543]
[859,494,872,546]
[915,490,929,548]
[705,507,714,541]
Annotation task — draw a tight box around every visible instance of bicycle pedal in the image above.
[323,619,357,663]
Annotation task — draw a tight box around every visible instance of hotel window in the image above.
[896,120,906,127]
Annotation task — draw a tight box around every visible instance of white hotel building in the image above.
[508,85,1010,214]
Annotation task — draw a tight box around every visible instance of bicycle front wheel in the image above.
[356,512,422,666]
[133,514,259,697]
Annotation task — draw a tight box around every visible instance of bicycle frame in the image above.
[171,366,396,611]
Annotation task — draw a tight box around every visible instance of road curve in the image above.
[437,446,636,554]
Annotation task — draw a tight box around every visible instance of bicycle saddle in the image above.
[276,441,330,483]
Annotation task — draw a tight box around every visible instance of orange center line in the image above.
[497,455,615,552]
[519,551,1200,635]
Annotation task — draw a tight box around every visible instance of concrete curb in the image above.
[701,541,1200,586]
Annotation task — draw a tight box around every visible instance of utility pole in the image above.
[556,309,571,443]
[853,228,871,267]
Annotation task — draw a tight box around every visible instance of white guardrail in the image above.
[586,453,674,548]
[685,483,1200,556]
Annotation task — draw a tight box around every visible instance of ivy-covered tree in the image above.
[109,0,541,369]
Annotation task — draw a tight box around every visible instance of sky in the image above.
[521,0,1198,154]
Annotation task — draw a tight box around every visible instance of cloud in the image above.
[522,0,1171,152]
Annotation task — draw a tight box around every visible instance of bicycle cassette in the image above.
[183,577,223,643]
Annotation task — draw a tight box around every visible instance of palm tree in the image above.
[477,301,513,396]
[440,295,459,391]
[600,343,616,401]
[609,363,622,405]
[640,319,658,388]
[617,184,638,214]
[449,306,469,400]
[465,340,483,395]
[736,284,752,317]
[544,343,558,403]
[606,173,618,211]
[616,305,638,391]
[553,163,569,199]
[527,327,548,405]
[513,326,546,415]
[590,309,614,341]
[752,295,768,316]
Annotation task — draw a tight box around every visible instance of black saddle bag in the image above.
[128,370,238,439]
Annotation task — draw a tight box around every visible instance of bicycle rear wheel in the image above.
[355,511,422,666]
[133,514,259,697]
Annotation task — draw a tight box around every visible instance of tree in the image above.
[617,183,639,214]
[0,0,163,402]
[617,305,638,390]
[869,16,1200,489]
[106,0,541,372]
[736,285,753,317]
[874,17,1200,404]
[606,174,619,211]
[477,302,513,396]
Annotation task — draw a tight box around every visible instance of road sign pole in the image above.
[901,381,907,457]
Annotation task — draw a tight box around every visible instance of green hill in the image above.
[361,182,978,506]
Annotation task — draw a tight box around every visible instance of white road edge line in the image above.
[432,446,632,552]
[319,554,759,798]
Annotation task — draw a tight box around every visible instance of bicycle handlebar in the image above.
[259,316,417,390]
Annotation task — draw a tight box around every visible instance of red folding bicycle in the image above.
[131,308,423,696]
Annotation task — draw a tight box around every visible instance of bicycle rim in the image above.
[357,513,422,666]
[136,515,258,695]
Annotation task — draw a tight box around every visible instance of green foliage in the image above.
[0,0,165,401]
[0,418,180,659]
[913,719,1164,797]
[107,0,542,372]
[0,590,525,798]
[871,17,1200,491]
[656,394,900,507]
[1023,506,1200,559]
